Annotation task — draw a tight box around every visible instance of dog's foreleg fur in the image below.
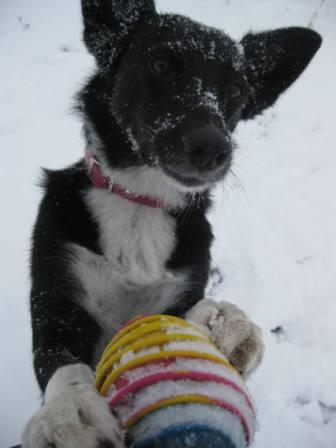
[22,364,125,448]
[186,299,264,378]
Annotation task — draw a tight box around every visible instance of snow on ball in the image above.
[95,315,257,448]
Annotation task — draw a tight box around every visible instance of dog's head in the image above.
[80,0,321,192]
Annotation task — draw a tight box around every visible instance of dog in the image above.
[22,1,321,447]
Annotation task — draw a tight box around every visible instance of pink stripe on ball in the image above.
[109,370,255,415]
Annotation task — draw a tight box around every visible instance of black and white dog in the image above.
[22,1,321,447]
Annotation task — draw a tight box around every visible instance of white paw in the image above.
[186,299,264,378]
[22,364,125,448]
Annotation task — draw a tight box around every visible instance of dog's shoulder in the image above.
[39,161,91,213]
[35,162,99,245]
[167,193,213,269]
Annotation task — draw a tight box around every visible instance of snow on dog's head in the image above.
[79,0,321,192]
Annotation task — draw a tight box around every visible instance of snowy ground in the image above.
[1,0,335,446]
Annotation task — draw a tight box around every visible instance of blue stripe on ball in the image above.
[132,424,237,448]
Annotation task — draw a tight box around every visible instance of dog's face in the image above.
[112,15,247,189]
[80,0,321,192]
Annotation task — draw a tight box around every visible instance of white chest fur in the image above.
[87,187,177,285]
[69,187,189,349]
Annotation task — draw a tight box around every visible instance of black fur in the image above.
[31,165,102,391]
[31,165,212,391]
[241,27,322,118]
[30,0,321,395]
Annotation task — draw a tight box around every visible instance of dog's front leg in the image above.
[23,288,125,448]
[23,364,124,448]
[186,299,264,378]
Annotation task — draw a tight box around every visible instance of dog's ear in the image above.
[81,0,156,70]
[240,27,322,119]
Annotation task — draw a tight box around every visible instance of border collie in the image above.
[22,1,321,447]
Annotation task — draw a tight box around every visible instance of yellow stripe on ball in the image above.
[96,332,211,389]
[98,350,238,396]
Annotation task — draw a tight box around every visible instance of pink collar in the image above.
[84,148,164,209]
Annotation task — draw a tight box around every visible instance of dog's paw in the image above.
[22,366,125,448]
[186,299,264,378]
[22,387,124,448]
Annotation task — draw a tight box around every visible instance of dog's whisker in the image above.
[228,169,248,198]
[179,193,195,225]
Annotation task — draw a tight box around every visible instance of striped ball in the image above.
[95,315,257,448]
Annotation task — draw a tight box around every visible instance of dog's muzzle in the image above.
[184,126,232,172]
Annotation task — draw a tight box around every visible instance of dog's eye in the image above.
[151,58,170,75]
[229,83,243,99]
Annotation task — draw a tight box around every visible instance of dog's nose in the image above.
[185,127,231,172]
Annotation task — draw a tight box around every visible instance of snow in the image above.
[0,0,335,446]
